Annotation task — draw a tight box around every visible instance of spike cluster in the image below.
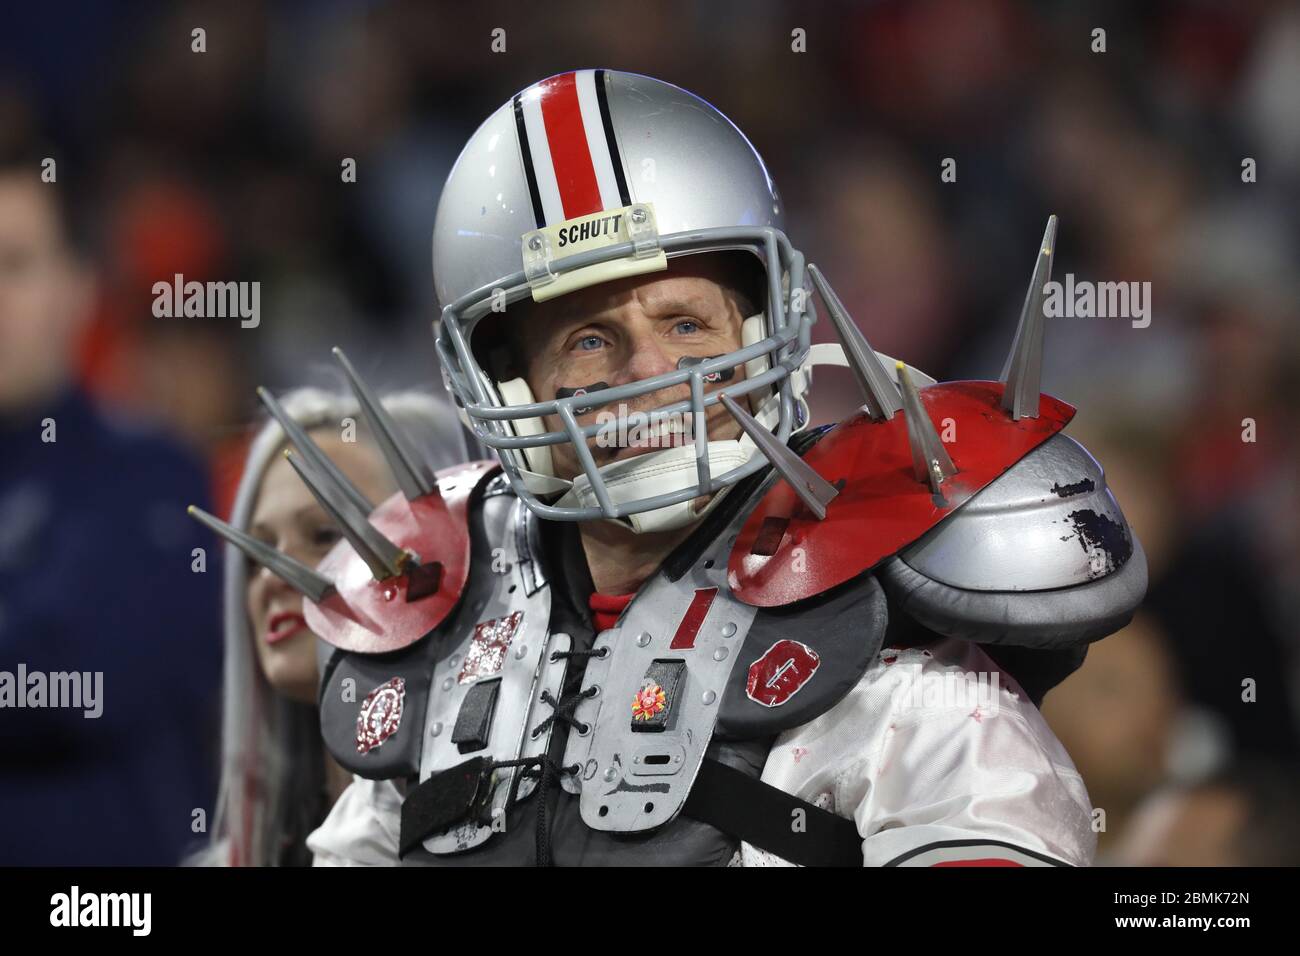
[807,263,902,421]
[189,354,444,605]
[1000,216,1058,420]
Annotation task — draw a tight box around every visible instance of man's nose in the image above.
[618,332,678,385]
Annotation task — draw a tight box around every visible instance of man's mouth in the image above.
[604,415,693,462]
[265,611,308,645]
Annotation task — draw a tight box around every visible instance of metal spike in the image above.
[807,263,902,421]
[896,361,958,494]
[257,386,374,515]
[284,451,410,581]
[720,393,839,520]
[332,347,438,500]
[999,215,1058,420]
[187,505,336,602]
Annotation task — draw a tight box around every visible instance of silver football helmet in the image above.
[432,69,818,532]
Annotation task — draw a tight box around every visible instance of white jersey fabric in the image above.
[309,637,1096,867]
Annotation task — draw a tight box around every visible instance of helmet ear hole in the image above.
[497,377,556,478]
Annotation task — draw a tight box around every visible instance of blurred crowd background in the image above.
[1,0,1297,865]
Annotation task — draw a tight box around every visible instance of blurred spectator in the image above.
[0,0,1296,866]
[0,144,221,864]
[1042,613,1230,858]
[1112,760,1300,866]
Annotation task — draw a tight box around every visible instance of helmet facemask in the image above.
[435,220,814,531]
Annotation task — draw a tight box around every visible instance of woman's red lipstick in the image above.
[265,611,308,645]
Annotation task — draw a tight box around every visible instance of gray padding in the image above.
[901,434,1136,591]
[879,537,1148,649]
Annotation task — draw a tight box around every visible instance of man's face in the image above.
[0,175,89,413]
[507,258,755,483]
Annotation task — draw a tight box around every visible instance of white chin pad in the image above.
[557,440,754,533]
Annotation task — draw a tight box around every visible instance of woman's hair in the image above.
[199,386,465,866]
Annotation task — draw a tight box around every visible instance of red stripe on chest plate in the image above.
[670,587,718,649]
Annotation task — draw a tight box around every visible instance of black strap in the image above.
[683,757,862,867]
[398,757,491,858]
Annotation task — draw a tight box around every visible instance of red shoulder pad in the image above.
[728,382,1073,607]
[304,459,500,653]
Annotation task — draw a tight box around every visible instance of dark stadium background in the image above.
[1,0,1296,865]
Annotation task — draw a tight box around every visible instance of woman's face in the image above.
[246,429,394,703]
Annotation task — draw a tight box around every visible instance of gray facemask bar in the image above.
[435,225,811,521]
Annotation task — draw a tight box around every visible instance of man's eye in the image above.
[577,335,604,351]
[674,320,700,335]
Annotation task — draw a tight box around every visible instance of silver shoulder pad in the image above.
[880,434,1147,647]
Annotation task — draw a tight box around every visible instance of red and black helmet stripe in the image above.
[513,69,632,229]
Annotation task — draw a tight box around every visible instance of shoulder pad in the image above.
[879,434,1148,647]
[728,380,1074,607]
[715,572,888,740]
[303,459,499,654]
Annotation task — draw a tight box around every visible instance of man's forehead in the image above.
[522,264,731,328]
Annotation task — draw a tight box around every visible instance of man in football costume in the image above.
[193,70,1146,866]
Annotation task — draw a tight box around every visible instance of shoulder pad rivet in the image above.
[442,677,454,691]
[721,622,737,638]
[514,644,528,660]
[702,690,717,705]
[713,647,729,662]
[636,631,652,647]
[430,722,443,737]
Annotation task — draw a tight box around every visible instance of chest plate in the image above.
[561,543,760,833]
[414,482,572,854]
